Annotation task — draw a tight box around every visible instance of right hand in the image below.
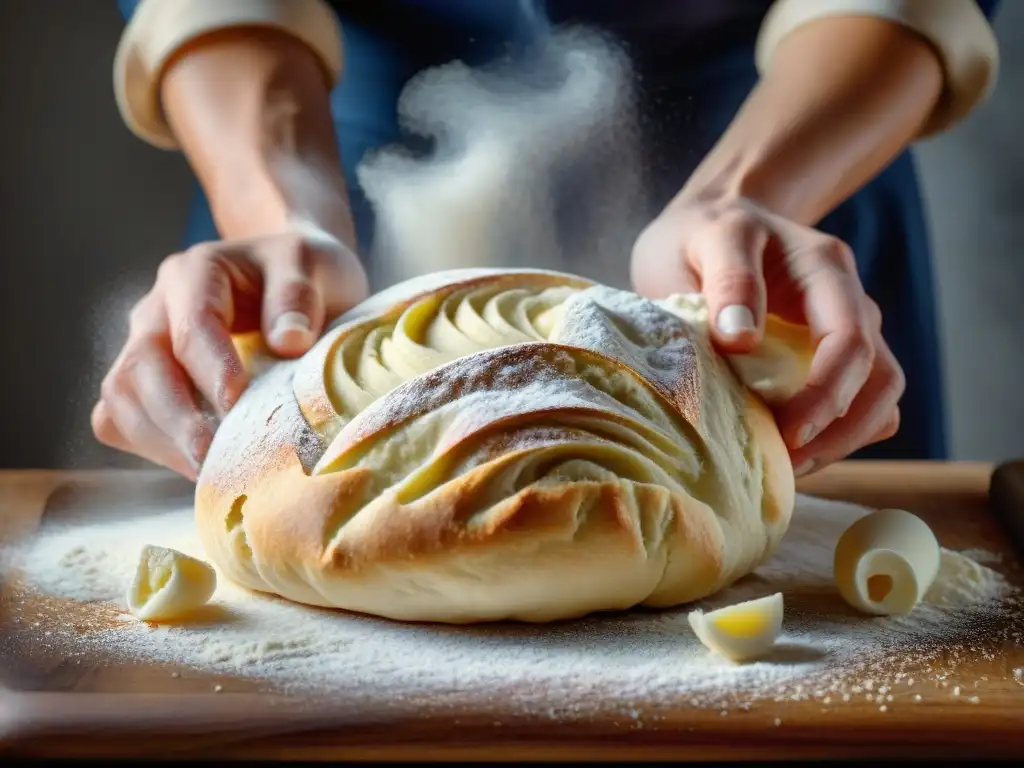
[92,229,368,480]
[632,195,905,477]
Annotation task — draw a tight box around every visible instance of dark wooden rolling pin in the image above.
[990,460,1024,559]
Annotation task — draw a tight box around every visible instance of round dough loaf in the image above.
[196,268,813,624]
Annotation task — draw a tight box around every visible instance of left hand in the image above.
[630,195,905,476]
[91,228,368,480]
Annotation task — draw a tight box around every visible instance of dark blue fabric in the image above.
[114,0,1003,459]
[977,0,1001,20]
[117,0,142,20]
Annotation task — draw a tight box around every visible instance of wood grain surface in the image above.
[0,462,1021,761]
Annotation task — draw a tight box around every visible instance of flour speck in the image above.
[3,494,1018,717]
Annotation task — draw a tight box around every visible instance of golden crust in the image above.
[195,269,812,624]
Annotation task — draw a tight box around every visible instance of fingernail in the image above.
[796,422,820,448]
[716,305,756,337]
[269,311,314,349]
[794,460,817,477]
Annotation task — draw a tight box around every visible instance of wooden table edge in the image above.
[0,460,999,511]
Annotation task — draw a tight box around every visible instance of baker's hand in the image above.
[631,195,905,476]
[91,229,368,480]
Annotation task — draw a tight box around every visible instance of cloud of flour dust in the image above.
[357,25,651,290]
[57,279,154,471]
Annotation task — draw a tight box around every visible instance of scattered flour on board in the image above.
[3,494,1020,718]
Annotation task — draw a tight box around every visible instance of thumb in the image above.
[692,216,768,353]
[261,241,327,358]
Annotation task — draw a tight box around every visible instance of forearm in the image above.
[161,27,355,246]
[677,16,945,226]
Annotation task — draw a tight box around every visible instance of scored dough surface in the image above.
[196,268,813,623]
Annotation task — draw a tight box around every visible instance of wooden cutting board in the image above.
[0,462,1021,761]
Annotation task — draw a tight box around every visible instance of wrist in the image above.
[162,27,357,247]
[671,83,826,225]
[207,150,355,247]
[673,16,944,227]
[198,80,356,246]
[205,161,289,240]
[670,138,784,220]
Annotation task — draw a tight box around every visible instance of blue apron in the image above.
[117,0,1003,460]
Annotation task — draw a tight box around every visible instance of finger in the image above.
[688,212,768,353]
[128,338,216,469]
[629,220,701,299]
[93,297,176,461]
[91,399,130,452]
[867,407,901,445]
[791,342,905,473]
[162,253,249,415]
[288,221,370,320]
[96,403,199,481]
[776,249,874,451]
[99,382,199,481]
[258,238,326,357]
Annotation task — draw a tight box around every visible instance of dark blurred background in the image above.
[0,3,1021,471]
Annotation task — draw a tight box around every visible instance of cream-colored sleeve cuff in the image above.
[114,0,344,149]
[755,0,1000,137]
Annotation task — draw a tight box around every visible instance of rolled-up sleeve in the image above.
[113,0,344,149]
[755,0,1001,137]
